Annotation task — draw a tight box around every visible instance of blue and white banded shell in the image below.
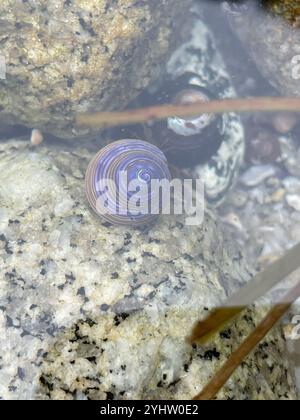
[85,139,171,226]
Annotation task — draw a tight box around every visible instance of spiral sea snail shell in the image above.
[85,139,171,226]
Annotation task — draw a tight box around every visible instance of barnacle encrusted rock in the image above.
[224,0,300,96]
[0,0,190,139]
[0,139,297,400]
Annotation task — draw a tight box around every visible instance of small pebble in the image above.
[272,112,299,134]
[221,212,244,232]
[265,177,280,188]
[279,137,300,177]
[283,324,299,341]
[282,177,300,194]
[286,194,300,212]
[231,190,248,208]
[30,129,43,146]
[54,198,74,217]
[240,165,276,188]
[245,128,281,165]
[72,169,84,179]
[265,188,286,204]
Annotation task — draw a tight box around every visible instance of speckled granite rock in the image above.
[36,305,297,400]
[0,0,191,139]
[0,139,297,400]
[223,0,300,96]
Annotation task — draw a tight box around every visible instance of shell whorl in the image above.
[85,139,171,226]
[167,87,216,140]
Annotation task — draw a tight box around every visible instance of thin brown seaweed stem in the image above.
[187,242,300,345]
[193,280,300,400]
[76,97,300,129]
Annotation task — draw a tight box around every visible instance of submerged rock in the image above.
[0,0,191,139]
[0,139,296,399]
[223,0,300,96]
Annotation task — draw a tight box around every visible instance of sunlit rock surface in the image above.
[224,0,300,96]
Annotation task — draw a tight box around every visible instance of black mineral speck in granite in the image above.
[4,240,13,255]
[148,238,160,244]
[126,257,136,263]
[86,318,97,327]
[183,253,193,261]
[77,287,85,297]
[113,316,121,327]
[142,251,156,258]
[220,329,232,339]
[8,219,20,225]
[17,367,26,380]
[113,313,130,327]
[201,348,221,361]
[66,77,75,88]
[124,233,132,245]
[184,364,189,372]
[78,17,97,37]
[5,270,16,279]
[102,221,113,228]
[86,356,97,364]
[106,392,114,400]
[65,273,76,282]
[243,314,255,326]
[6,316,14,327]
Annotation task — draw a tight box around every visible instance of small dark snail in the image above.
[85,139,171,226]
[146,73,224,167]
[167,88,216,138]
[107,73,224,168]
